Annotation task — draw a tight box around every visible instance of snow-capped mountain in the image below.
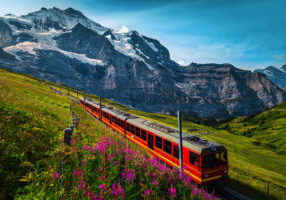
[254,65,286,91]
[0,7,285,119]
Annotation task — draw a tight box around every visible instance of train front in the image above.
[200,145,228,185]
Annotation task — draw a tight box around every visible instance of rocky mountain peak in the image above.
[64,7,87,19]
[266,66,278,71]
[0,8,285,119]
[21,7,106,33]
[254,66,286,91]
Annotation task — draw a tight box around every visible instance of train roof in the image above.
[82,98,225,154]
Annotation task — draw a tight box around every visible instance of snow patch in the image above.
[136,48,150,59]
[142,38,158,52]
[145,62,155,70]
[265,70,273,77]
[116,25,130,34]
[59,50,104,66]
[3,28,104,66]
[4,41,39,55]
[2,15,32,24]
[175,82,197,88]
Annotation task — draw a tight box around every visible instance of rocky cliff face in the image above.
[0,7,285,119]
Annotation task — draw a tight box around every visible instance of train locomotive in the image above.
[80,98,228,185]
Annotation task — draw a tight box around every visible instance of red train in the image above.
[80,98,228,185]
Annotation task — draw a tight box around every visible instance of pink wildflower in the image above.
[99,184,107,191]
[143,189,151,196]
[73,169,83,177]
[77,179,85,190]
[82,160,87,166]
[151,179,159,186]
[169,187,177,198]
[52,172,60,179]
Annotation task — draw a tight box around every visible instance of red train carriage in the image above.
[79,98,228,185]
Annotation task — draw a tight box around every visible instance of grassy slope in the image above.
[219,102,286,154]
[1,68,285,199]
[0,68,141,199]
[61,82,286,200]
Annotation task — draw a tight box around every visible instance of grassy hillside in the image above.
[0,68,141,199]
[219,102,286,154]
[1,68,285,200]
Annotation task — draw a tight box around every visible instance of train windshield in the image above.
[202,152,227,169]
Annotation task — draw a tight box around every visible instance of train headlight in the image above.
[224,170,228,174]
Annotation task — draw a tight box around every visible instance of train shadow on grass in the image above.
[227,178,278,200]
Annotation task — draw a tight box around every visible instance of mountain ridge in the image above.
[0,7,285,119]
[254,65,286,91]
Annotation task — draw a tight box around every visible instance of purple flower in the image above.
[151,180,159,186]
[93,195,102,200]
[82,160,87,166]
[77,179,85,190]
[108,183,125,198]
[118,185,125,198]
[52,172,60,179]
[73,169,83,177]
[99,184,107,191]
[169,187,177,198]
[143,189,151,196]
[121,169,136,183]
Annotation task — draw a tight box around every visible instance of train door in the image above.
[148,133,154,149]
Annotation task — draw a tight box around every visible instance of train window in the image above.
[131,125,135,134]
[173,145,179,158]
[103,112,109,119]
[126,123,131,132]
[121,120,124,128]
[164,140,172,155]
[155,136,162,149]
[141,129,146,141]
[189,151,199,167]
[202,153,220,169]
[221,152,227,163]
[215,153,220,160]
[136,127,141,137]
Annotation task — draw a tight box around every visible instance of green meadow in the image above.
[0,68,285,199]
[0,68,140,199]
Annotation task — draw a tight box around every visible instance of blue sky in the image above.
[0,0,285,70]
